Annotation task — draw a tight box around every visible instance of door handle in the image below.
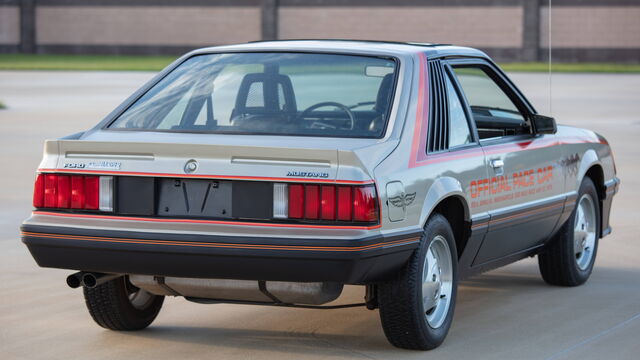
[490,159,504,169]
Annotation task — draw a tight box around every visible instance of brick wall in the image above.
[0,0,639,63]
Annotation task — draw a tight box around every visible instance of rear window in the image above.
[108,53,398,138]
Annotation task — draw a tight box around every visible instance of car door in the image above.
[448,60,564,266]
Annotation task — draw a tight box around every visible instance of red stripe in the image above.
[32,211,382,230]
[37,169,373,185]
[409,52,429,168]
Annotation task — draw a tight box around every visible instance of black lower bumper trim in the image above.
[21,225,420,284]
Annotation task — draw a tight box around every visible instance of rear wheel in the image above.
[538,177,600,286]
[83,276,164,330]
[378,214,458,350]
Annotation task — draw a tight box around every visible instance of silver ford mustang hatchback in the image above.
[22,40,618,350]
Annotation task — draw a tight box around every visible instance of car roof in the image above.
[190,39,490,60]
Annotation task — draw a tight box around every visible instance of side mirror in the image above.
[532,114,557,135]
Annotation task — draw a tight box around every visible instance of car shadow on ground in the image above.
[110,263,633,355]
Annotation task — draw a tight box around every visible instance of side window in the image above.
[445,74,472,148]
[452,66,528,140]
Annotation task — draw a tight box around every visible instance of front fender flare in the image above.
[576,149,601,190]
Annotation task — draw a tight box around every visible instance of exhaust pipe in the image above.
[82,273,121,288]
[66,272,83,288]
[66,272,122,289]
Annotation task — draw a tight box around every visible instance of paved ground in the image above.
[0,71,638,360]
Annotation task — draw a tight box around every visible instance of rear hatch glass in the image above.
[107,52,397,138]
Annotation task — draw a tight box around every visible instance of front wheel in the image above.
[83,276,164,331]
[378,214,458,350]
[538,177,600,286]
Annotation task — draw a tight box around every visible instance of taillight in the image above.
[353,186,377,222]
[43,174,58,208]
[84,176,99,210]
[275,182,378,224]
[337,186,352,221]
[70,176,85,209]
[33,174,45,208]
[287,184,304,219]
[320,186,336,220]
[304,185,320,219]
[32,173,113,212]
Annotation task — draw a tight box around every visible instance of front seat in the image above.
[231,73,297,131]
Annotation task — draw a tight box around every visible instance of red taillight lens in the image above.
[70,176,85,209]
[304,185,320,219]
[337,186,352,221]
[84,176,99,210]
[33,174,44,208]
[33,173,111,211]
[320,186,336,220]
[281,183,377,224]
[43,174,58,208]
[288,184,304,218]
[57,175,71,208]
[354,186,377,222]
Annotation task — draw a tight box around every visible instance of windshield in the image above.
[108,53,398,138]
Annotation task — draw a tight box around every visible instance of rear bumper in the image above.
[21,224,420,284]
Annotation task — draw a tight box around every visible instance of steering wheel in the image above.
[298,101,355,130]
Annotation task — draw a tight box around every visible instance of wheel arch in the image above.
[577,149,606,237]
[420,177,471,259]
[583,164,606,238]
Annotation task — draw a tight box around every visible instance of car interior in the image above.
[451,65,532,140]
[226,72,394,137]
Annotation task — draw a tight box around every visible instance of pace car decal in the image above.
[560,153,580,176]
[470,165,554,208]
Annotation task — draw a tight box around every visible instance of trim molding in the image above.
[32,211,382,230]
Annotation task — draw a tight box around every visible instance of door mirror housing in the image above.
[532,114,557,135]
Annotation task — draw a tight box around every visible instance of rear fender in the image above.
[419,176,470,227]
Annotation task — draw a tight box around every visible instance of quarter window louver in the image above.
[427,60,450,153]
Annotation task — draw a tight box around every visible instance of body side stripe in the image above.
[22,231,420,252]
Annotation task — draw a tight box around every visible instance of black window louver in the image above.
[427,60,449,153]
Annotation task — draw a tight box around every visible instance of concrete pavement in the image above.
[0,71,638,359]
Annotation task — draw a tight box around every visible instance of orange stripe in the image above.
[32,211,382,230]
[22,231,420,252]
[37,168,373,185]
[471,202,564,230]
[471,222,488,229]
[489,202,563,226]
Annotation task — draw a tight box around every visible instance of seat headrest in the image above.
[374,73,394,114]
[235,72,297,114]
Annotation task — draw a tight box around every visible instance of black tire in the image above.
[378,214,458,350]
[538,177,600,286]
[83,276,164,331]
